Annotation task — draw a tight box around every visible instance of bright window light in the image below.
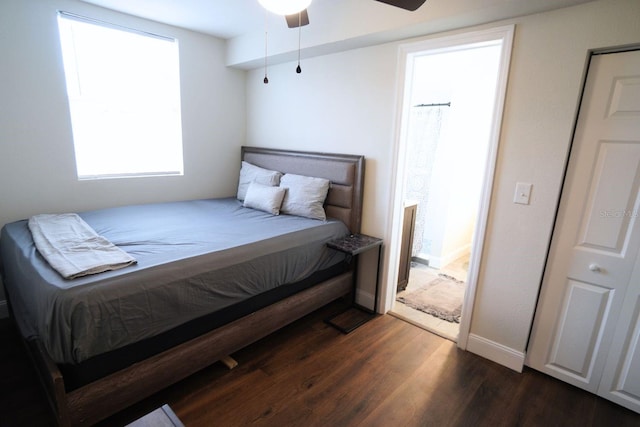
[57,12,184,179]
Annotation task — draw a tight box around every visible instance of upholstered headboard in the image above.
[241,146,365,234]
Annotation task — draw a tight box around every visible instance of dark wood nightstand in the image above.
[325,233,383,333]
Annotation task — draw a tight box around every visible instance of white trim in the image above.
[0,300,8,319]
[383,25,516,355]
[458,25,515,350]
[421,244,471,270]
[467,333,525,372]
[356,289,375,311]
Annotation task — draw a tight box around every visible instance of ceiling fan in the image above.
[259,0,428,28]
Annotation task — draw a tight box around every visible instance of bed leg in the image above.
[220,355,238,370]
[23,338,71,426]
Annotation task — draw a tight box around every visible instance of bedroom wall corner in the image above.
[0,0,246,231]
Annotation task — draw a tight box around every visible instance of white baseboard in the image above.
[0,300,8,319]
[419,244,471,269]
[466,333,525,372]
[355,289,376,312]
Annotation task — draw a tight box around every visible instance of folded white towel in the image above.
[28,213,137,279]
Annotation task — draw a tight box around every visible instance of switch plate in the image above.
[514,182,532,205]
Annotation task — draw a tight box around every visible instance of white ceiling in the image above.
[79,0,268,39]
[78,0,597,69]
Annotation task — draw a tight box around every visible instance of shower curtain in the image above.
[404,105,448,258]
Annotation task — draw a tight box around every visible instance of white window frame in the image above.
[57,11,184,180]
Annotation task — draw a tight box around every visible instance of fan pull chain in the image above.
[296,12,302,74]
[263,11,269,84]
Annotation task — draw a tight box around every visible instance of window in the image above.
[57,12,184,179]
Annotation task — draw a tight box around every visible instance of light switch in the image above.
[514,182,532,205]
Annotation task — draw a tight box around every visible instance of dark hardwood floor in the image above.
[1,301,639,427]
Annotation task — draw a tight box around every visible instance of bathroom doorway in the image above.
[387,26,514,348]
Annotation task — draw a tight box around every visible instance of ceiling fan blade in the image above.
[285,9,309,28]
[374,0,427,11]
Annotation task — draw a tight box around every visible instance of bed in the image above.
[0,147,365,426]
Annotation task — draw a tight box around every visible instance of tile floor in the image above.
[391,255,469,342]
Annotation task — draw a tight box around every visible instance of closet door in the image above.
[599,252,640,412]
[595,50,640,413]
[527,49,640,406]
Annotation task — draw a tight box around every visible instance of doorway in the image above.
[385,26,514,349]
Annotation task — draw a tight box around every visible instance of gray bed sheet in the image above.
[0,198,348,364]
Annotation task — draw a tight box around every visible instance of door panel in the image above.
[578,141,640,254]
[547,280,613,387]
[527,49,640,412]
[607,76,640,117]
[599,253,640,411]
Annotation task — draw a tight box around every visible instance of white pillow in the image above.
[279,174,330,220]
[236,161,282,201]
[243,182,287,215]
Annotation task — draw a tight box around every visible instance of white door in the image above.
[527,49,640,412]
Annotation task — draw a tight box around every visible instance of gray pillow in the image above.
[236,161,282,201]
[243,182,286,215]
[279,173,330,220]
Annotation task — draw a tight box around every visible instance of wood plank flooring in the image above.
[1,300,639,427]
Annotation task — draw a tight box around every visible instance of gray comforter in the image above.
[0,198,348,364]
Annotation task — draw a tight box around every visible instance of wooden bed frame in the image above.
[17,147,365,426]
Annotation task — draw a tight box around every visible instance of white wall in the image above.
[0,0,246,305]
[246,43,399,236]
[246,0,640,369]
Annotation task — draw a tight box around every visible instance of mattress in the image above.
[0,198,348,365]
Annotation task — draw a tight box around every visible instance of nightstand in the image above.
[325,233,383,333]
